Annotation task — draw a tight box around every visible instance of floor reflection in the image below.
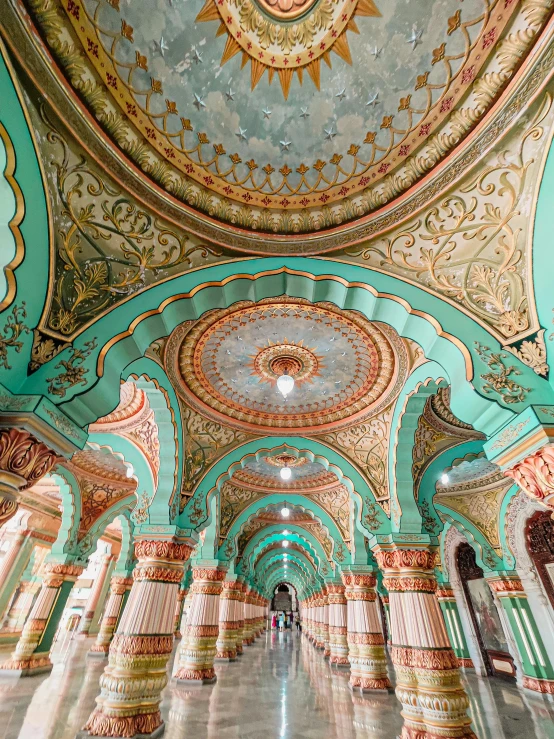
[0,632,553,738]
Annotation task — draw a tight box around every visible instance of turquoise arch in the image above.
[218,496,347,564]
[438,515,504,576]
[49,468,82,564]
[257,552,315,583]
[114,512,136,576]
[183,436,387,541]
[239,526,331,579]
[18,260,541,433]
[76,494,136,563]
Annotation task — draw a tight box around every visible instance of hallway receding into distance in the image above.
[1,632,553,739]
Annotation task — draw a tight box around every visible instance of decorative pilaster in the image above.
[173,587,187,638]
[376,547,475,739]
[82,539,191,738]
[487,574,554,693]
[243,588,254,646]
[88,575,133,656]
[0,428,60,525]
[173,566,226,684]
[235,583,245,655]
[327,583,349,666]
[0,529,33,622]
[342,571,391,692]
[78,554,113,637]
[215,580,242,660]
[436,586,474,668]
[2,562,83,675]
[505,444,554,511]
[5,579,41,631]
[322,589,330,657]
[313,591,323,648]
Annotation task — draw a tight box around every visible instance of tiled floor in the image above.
[0,631,553,738]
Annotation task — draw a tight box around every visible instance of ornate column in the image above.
[243,588,254,646]
[0,428,60,526]
[88,575,133,657]
[215,580,241,661]
[322,589,330,657]
[342,570,391,692]
[375,546,475,739]
[173,586,187,638]
[5,579,41,631]
[235,582,245,655]
[327,583,349,666]
[82,539,191,738]
[78,554,114,637]
[2,561,83,675]
[436,584,473,668]
[380,593,391,644]
[173,565,226,684]
[487,573,554,694]
[0,528,34,622]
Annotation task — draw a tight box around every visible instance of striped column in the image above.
[88,575,133,656]
[328,584,349,666]
[82,539,191,738]
[243,588,254,645]
[216,580,242,660]
[173,566,226,684]
[173,587,187,638]
[78,554,113,636]
[5,579,41,631]
[487,574,554,694]
[436,585,473,668]
[322,589,330,657]
[342,570,391,691]
[376,547,475,739]
[235,583,245,655]
[2,562,83,675]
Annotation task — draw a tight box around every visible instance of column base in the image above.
[172,673,217,686]
[349,677,393,693]
[523,676,554,695]
[0,655,53,676]
[77,720,165,739]
[215,654,237,662]
[87,649,109,659]
[329,656,350,668]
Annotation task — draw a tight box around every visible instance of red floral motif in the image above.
[440,97,454,113]
[462,65,476,84]
[482,28,497,49]
[419,123,432,137]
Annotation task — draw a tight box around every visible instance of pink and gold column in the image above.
[235,582,245,655]
[173,586,188,638]
[82,539,191,738]
[88,575,133,657]
[215,580,242,660]
[173,566,226,684]
[327,583,349,666]
[342,570,391,692]
[78,553,114,637]
[2,562,83,675]
[375,546,475,739]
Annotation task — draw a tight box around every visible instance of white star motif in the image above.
[335,88,347,102]
[263,108,272,119]
[236,127,247,142]
[193,93,206,111]
[226,88,235,101]
[153,36,169,58]
[372,46,383,59]
[407,28,423,50]
[366,92,379,107]
[191,48,203,65]
[324,126,337,141]
[300,107,310,120]
[280,140,291,152]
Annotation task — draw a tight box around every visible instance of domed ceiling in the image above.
[232,455,338,491]
[13,0,544,248]
[166,298,408,433]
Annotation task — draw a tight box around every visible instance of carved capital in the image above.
[506,445,554,511]
[0,428,60,510]
[375,547,436,573]
[134,539,192,563]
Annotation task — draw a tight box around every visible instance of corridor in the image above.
[0,631,553,739]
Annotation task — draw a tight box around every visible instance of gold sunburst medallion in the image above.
[196,0,381,98]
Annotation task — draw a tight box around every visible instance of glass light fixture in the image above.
[281,502,290,517]
[282,540,289,548]
[282,530,289,535]
[125,463,134,479]
[440,473,449,484]
[280,466,291,481]
[277,372,294,398]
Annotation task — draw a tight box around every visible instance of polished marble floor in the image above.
[0,631,553,738]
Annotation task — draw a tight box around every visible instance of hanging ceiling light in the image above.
[440,473,449,484]
[277,372,294,398]
[281,502,290,517]
[125,463,134,479]
[282,540,289,548]
[280,466,292,481]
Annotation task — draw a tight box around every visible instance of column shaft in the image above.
[2,562,83,675]
[216,581,241,660]
[78,554,113,636]
[89,575,133,656]
[376,547,475,739]
[173,587,187,638]
[343,572,391,691]
[173,566,225,684]
[82,539,191,738]
[436,586,473,668]
[235,585,245,655]
[327,584,349,666]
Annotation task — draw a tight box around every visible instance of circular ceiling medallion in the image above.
[256,0,320,21]
[265,454,307,468]
[167,298,408,434]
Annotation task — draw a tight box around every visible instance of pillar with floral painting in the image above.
[375,544,476,739]
[82,538,192,738]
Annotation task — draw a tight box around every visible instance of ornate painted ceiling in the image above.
[4,0,550,247]
[166,298,408,433]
